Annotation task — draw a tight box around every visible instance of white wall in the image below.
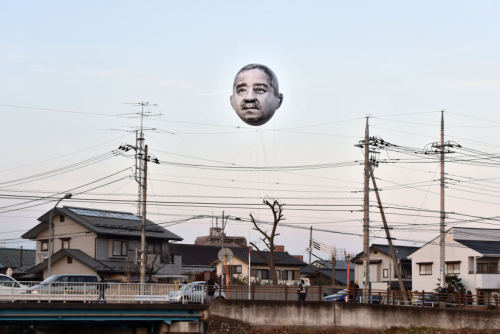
[409,230,481,292]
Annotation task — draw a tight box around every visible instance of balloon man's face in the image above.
[230,69,282,126]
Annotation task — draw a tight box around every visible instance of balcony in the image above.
[475,274,500,289]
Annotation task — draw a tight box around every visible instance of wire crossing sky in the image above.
[1,1,499,259]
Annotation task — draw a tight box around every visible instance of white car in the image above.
[0,274,28,295]
[168,281,225,303]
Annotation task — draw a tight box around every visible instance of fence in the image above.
[218,285,500,310]
[1,281,499,309]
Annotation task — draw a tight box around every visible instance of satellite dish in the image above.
[218,248,233,262]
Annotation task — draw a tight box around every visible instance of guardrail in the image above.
[0,282,206,304]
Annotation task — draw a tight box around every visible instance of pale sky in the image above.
[1,1,499,261]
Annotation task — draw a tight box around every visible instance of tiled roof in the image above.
[22,206,182,241]
[27,248,112,274]
[0,248,35,269]
[170,243,307,267]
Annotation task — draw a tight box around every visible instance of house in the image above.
[21,206,183,281]
[301,259,354,286]
[352,243,418,290]
[211,246,307,285]
[194,226,247,247]
[169,243,221,279]
[0,247,35,278]
[169,243,307,285]
[408,227,500,294]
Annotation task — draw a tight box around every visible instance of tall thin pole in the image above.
[140,145,148,284]
[370,168,406,296]
[440,111,446,288]
[363,117,370,293]
[47,193,71,277]
[309,226,313,265]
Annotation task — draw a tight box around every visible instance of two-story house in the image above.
[22,206,182,281]
[409,227,500,294]
[352,243,418,290]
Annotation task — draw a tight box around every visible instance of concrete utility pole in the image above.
[139,145,148,284]
[309,226,313,265]
[363,117,370,294]
[369,168,406,296]
[439,111,446,288]
[425,111,460,288]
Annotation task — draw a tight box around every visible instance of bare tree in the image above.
[249,200,285,285]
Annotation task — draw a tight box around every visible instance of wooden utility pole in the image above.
[439,111,446,288]
[369,168,406,296]
[363,117,370,295]
[140,145,148,284]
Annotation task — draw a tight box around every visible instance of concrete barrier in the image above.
[209,300,500,330]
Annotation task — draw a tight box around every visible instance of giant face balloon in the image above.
[230,64,283,126]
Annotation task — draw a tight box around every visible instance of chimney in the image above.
[274,245,285,252]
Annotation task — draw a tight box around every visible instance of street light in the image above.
[47,193,72,277]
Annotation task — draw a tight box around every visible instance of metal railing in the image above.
[0,282,206,304]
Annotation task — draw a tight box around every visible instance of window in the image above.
[383,268,389,278]
[40,240,49,251]
[147,242,161,254]
[61,238,70,249]
[446,262,460,275]
[469,257,475,274]
[59,215,65,222]
[477,260,499,274]
[256,269,270,279]
[228,265,242,275]
[67,257,73,264]
[419,263,432,275]
[282,270,294,281]
[112,240,127,257]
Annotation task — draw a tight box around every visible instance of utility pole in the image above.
[369,168,406,296]
[123,101,159,216]
[363,117,370,296]
[425,111,460,288]
[118,143,159,284]
[309,226,313,265]
[439,110,445,288]
[139,145,148,284]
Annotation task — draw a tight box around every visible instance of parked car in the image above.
[322,288,381,304]
[0,274,28,295]
[168,281,225,303]
[28,274,99,295]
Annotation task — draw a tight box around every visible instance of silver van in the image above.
[28,274,99,296]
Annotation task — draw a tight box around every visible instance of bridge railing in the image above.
[0,282,204,304]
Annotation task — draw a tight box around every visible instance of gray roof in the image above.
[455,240,500,255]
[352,244,419,263]
[22,206,182,241]
[28,249,112,274]
[170,243,307,267]
[300,264,354,286]
[371,244,419,259]
[311,259,350,270]
[0,248,35,270]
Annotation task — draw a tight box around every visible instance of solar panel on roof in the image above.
[69,208,141,221]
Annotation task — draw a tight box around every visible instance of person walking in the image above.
[297,279,307,302]
[97,276,108,304]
